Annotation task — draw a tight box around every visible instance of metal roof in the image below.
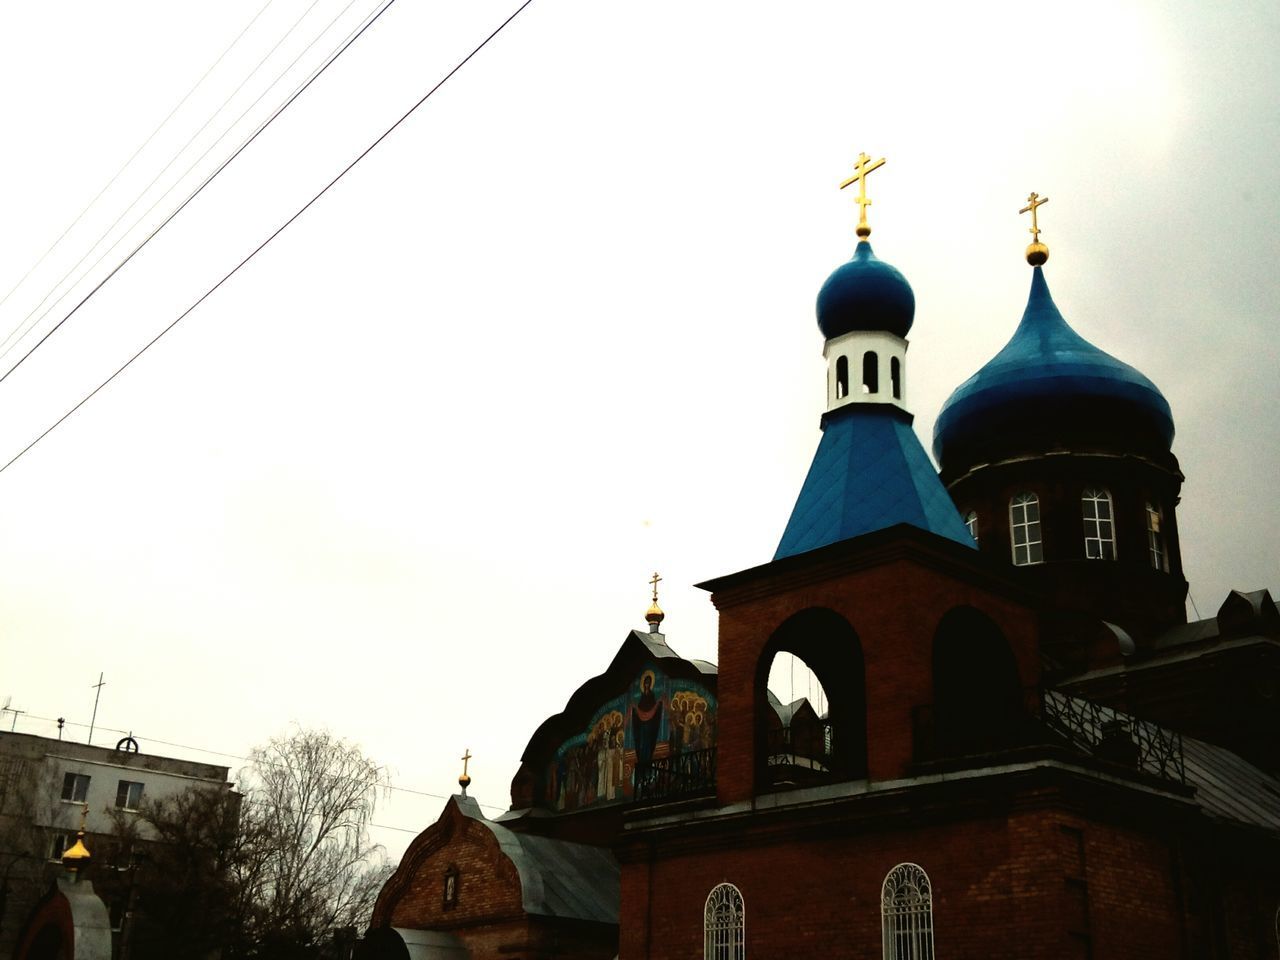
[775,404,976,560]
[455,796,619,924]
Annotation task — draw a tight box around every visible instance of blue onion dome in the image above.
[933,267,1175,479]
[816,241,915,339]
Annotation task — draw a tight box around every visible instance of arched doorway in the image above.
[930,606,1025,757]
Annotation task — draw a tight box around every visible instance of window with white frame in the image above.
[115,780,143,811]
[1009,493,1043,565]
[1146,502,1168,571]
[1082,488,1116,560]
[963,510,978,544]
[704,883,745,960]
[881,862,935,960]
[61,772,90,803]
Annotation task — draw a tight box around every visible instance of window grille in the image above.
[963,511,978,544]
[881,863,935,960]
[1146,502,1168,571]
[1009,493,1043,565]
[1082,488,1116,560]
[704,883,745,960]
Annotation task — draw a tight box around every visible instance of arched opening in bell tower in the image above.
[754,607,867,793]
[929,606,1026,759]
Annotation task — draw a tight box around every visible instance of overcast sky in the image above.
[1,0,1276,859]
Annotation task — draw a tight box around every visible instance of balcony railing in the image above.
[766,723,834,771]
[632,747,717,804]
[912,687,1186,786]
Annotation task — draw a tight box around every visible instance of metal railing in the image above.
[911,687,1186,785]
[632,747,717,804]
[766,723,834,771]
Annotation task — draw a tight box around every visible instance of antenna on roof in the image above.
[1,696,24,732]
[88,673,105,746]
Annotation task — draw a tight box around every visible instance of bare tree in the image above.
[113,728,393,960]
[243,728,392,951]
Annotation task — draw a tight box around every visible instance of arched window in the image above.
[442,865,460,909]
[835,355,849,399]
[963,510,978,544]
[862,351,879,394]
[1082,488,1116,560]
[1009,492,1043,565]
[890,356,902,399]
[704,883,745,960]
[882,863,935,959]
[1146,502,1167,571]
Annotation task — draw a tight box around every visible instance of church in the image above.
[362,158,1280,960]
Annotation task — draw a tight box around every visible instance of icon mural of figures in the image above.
[593,711,625,802]
[630,670,664,781]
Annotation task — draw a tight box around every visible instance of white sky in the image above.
[1,0,1276,860]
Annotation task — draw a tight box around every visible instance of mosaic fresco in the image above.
[545,664,716,810]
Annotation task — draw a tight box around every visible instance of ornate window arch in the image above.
[704,882,745,960]
[881,863,935,959]
[1082,488,1116,559]
[1009,492,1043,565]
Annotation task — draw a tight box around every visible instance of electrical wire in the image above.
[0,0,535,476]
[0,0,385,382]
[0,0,280,318]
[19,710,508,818]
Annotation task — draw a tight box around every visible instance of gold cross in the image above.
[460,749,472,779]
[649,571,662,603]
[1019,192,1049,243]
[840,153,886,238]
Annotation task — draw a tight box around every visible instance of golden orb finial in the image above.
[459,748,472,795]
[1019,192,1050,265]
[840,153,886,241]
[645,571,665,632]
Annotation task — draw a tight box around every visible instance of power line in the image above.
[16,710,508,813]
[0,0,535,476]
[0,0,281,318]
[0,0,389,384]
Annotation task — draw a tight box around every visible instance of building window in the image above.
[1082,488,1116,560]
[47,832,73,861]
[862,351,879,394]
[115,780,144,811]
[1146,502,1168,571]
[60,772,90,803]
[963,510,978,544]
[1009,492,1043,565]
[704,883,745,960]
[882,863,935,959]
[835,355,849,399]
[443,866,459,909]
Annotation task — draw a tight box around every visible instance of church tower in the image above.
[933,196,1188,652]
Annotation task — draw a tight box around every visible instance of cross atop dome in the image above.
[1019,191,1050,265]
[840,153,886,240]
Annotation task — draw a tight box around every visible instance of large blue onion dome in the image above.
[816,241,915,339]
[933,267,1175,479]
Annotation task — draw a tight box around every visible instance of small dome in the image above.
[816,241,915,340]
[933,267,1174,477]
[645,601,665,627]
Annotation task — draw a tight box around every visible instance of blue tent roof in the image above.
[775,404,976,560]
[933,267,1174,473]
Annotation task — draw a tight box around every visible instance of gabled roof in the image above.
[775,404,975,560]
[454,795,619,924]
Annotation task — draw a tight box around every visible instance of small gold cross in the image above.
[460,748,472,779]
[1019,192,1049,243]
[648,571,662,603]
[840,153,886,239]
